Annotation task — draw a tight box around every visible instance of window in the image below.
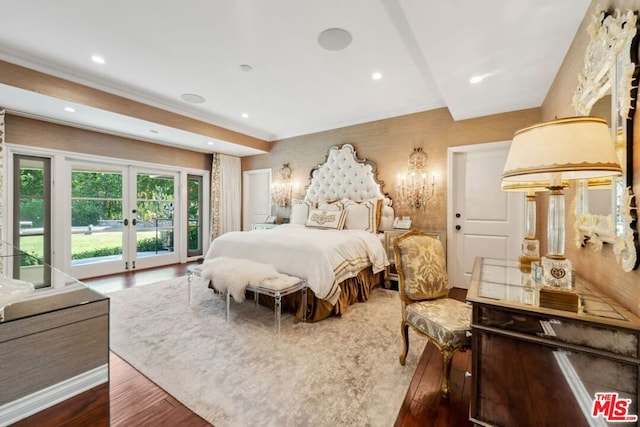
[13,155,51,288]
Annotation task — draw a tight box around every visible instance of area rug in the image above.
[108,276,426,427]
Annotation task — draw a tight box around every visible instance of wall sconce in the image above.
[502,116,622,288]
[272,163,293,208]
[396,147,436,210]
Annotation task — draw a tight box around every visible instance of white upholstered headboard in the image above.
[304,144,394,230]
[305,144,384,202]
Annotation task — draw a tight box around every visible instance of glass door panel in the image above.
[69,164,128,278]
[132,171,179,269]
[13,155,51,288]
[187,174,203,257]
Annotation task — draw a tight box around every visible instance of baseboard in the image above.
[0,364,108,426]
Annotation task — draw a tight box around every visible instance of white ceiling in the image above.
[0,0,591,156]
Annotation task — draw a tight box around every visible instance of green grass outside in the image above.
[19,231,160,260]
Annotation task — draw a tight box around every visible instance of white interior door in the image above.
[242,168,272,231]
[448,141,524,288]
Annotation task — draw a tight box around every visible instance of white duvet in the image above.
[205,224,389,305]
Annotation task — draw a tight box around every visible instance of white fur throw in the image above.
[201,257,298,302]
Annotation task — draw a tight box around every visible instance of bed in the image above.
[204,143,395,322]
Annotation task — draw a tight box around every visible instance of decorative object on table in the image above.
[393,216,411,229]
[271,163,293,208]
[0,276,34,320]
[538,286,580,312]
[396,147,437,210]
[502,116,622,289]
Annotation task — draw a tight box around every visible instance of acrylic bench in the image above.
[187,264,306,335]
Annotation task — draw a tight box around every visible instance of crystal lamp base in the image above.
[541,256,573,289]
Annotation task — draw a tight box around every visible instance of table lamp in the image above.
[500,182,547,271]
[502,116,622,288]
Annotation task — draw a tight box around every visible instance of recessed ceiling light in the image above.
[469,75,484,84]
[242,113,249,119]
[181,93,206,104]
[91,55,105,64]
[64,106,76,113]
[239,64,253,72]
[318,28,353,51]
[372,72,382,80]
[207,141,215,145]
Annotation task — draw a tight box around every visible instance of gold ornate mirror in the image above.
[573,8,639,272]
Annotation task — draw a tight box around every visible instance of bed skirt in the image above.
[250,268,383,323]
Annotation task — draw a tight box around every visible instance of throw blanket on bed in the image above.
[205,224,389,305]
[201,257,299,302]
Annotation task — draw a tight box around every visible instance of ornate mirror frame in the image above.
[573,8,639,271]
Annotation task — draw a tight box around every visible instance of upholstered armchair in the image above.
[394,229,472,399]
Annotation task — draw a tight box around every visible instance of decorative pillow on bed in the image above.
[317,200,344,211]
[290,199,314,225]
[342,199,378,233]
[306,209,346,229]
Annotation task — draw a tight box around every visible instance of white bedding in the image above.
[205,224,389,305]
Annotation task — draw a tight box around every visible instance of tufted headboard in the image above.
[303,144,394,230]
[305,144,385,202]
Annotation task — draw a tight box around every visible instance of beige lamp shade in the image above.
[502,116,622,182]
[500,181,567,192]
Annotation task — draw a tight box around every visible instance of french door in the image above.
[68,162,179,278]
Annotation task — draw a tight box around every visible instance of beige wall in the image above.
[542,0,640,315]
[243,107,541,234]
[6,114,212,171]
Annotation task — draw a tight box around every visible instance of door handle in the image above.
[123,219,129,226]
[132,218,137,226]
[455,225,461,231]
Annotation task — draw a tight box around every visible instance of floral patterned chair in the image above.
[394,229,472,399]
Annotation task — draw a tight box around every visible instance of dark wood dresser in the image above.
[467,257,640,427]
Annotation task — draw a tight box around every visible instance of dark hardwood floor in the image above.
[13,264,472,426]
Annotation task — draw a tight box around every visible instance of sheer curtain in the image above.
[210,153,241,239]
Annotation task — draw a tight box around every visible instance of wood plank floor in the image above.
[14,264,472,426]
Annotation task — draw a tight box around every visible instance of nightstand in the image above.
[251,223,278,230]
[383,229,446,288]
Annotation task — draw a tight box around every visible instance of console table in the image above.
[467,257,640,427]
